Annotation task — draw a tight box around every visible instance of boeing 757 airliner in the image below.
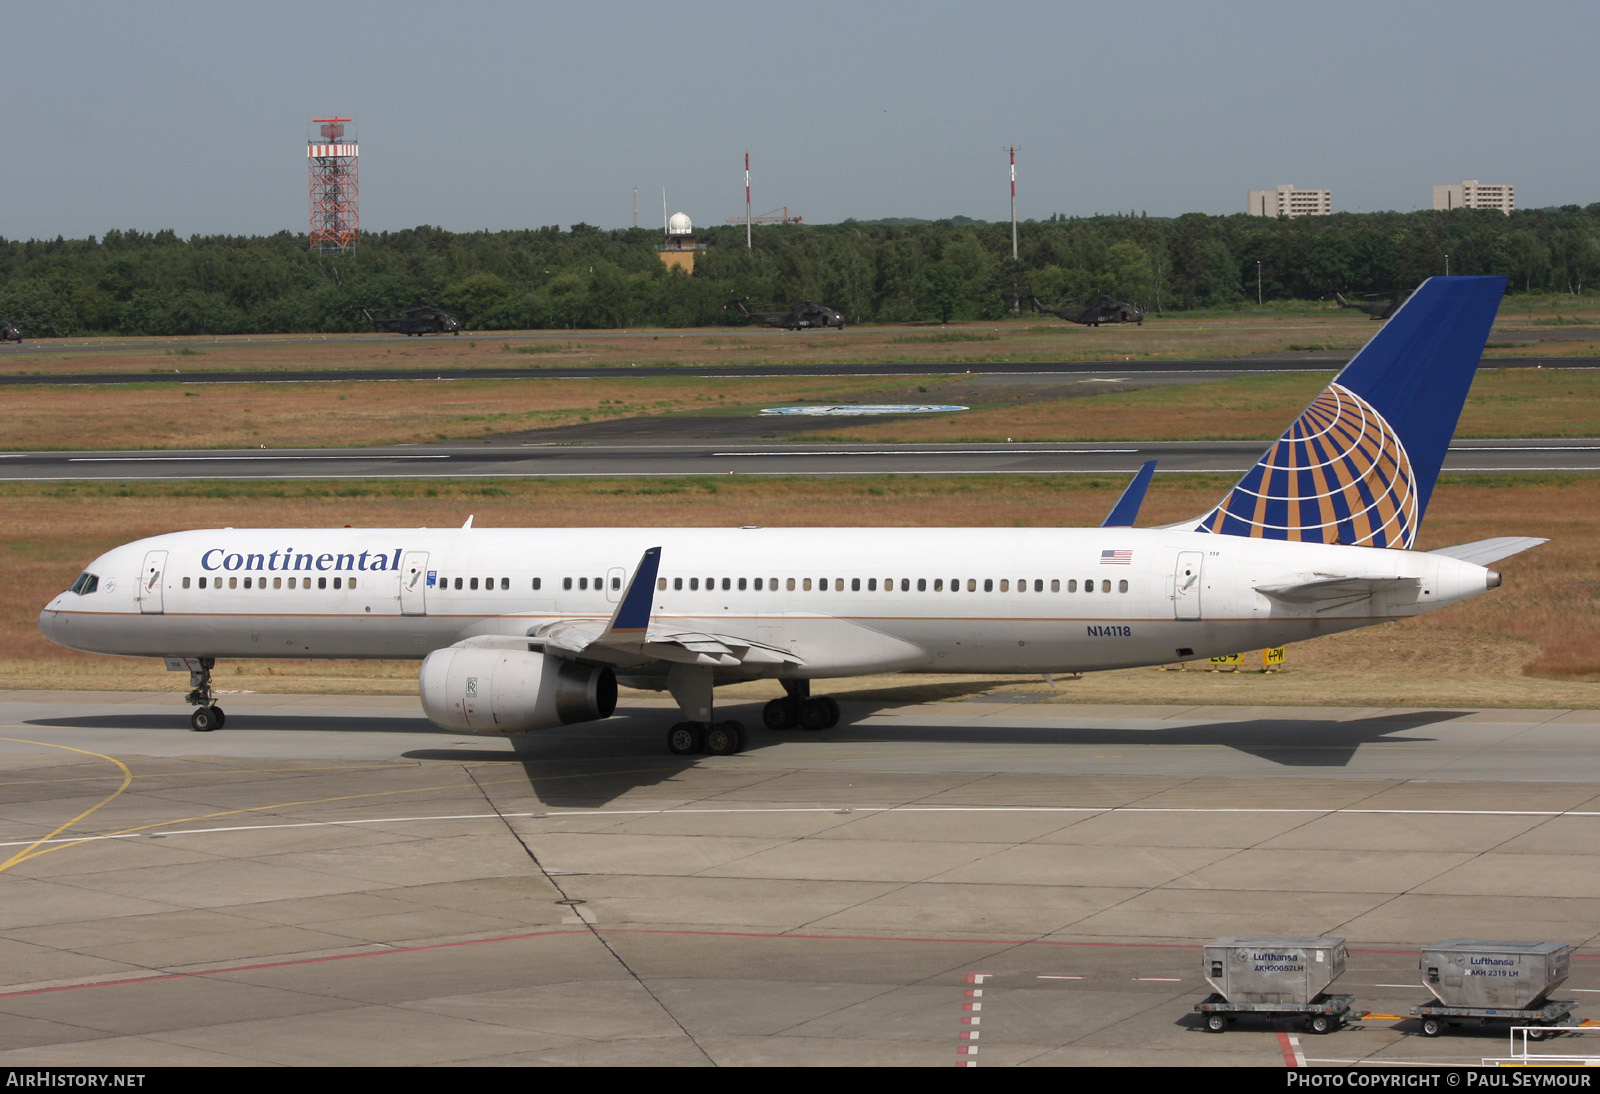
[40,277,1540,755]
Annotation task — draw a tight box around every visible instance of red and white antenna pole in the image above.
[745,152,752,249]
[1009,146,1018,261]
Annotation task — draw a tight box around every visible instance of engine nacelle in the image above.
[419,647,617,735]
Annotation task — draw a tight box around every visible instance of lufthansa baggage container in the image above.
[1203,937,1347,1005]
[1420,941,1572,1010]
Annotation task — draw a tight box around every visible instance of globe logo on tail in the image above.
[1196,383,1418,548]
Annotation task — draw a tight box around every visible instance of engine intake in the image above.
[419,647,617,734]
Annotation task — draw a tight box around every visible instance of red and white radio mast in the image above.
[308,117,358,255]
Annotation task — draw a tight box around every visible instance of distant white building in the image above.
[1433,180,1514,214]
[1246,185,1332,218]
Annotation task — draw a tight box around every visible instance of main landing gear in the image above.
[666,720,747,757]
[761,680,840,732]
[661,669,840,757]
[183,657,226,732]
[662,664,747,756]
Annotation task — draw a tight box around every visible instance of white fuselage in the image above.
[40,525,1498,681]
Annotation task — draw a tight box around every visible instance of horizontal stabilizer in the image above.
[1427,537,1547,567]
[1256,574,1419,605]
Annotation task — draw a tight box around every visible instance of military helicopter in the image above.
[1333,290,1411,321]
[1028,293,1143,326]
[0,319,21,343]
[358,306,462,336]
[726,295,845,330]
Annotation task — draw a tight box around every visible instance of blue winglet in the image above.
[1194,276,1505,548]
[603,547,660,638]
[1102,460,1157,527]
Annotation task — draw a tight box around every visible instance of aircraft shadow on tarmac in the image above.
[27,706,1471,811]
[412,706,1473,808]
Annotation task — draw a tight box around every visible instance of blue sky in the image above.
[4,0,1594,239]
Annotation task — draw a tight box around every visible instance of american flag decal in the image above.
[1100,549,1132,565]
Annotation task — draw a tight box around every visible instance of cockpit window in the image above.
[70,572,99,595]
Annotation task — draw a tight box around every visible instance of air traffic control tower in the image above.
[657,212,705,273]
[308,117,359,255]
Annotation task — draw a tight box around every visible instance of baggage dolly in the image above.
[1411,998,1576,1039]
[1196,991,1358,1034]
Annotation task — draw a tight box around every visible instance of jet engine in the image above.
[419,647,617,734]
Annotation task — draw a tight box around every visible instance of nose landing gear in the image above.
[176,657,226,732]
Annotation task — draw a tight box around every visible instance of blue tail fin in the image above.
[1194,275,1505,548]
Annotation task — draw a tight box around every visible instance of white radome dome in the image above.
[667,212,693,236]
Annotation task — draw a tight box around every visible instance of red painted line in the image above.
[1278,1028,1299,1067]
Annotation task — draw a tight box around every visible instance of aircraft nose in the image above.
[38,603,59,645]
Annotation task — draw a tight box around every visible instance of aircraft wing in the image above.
[516,546,804,669]
[1426,537,1547,566]
[523,620,801,668]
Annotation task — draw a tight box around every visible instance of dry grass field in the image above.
[10,476,1599,708]
[7,361,1600,453]
[1,290,1595,382]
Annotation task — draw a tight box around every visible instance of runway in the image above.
[3,690,1599,1066]
[7,437,1600,481]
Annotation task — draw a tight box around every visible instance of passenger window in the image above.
[721,578,729,591]
[802,578,812,591]
[563,577,573,590]
[349,578,357,590]
[471,577,480,590]
[532,577,542,591]
[867,578,876,591]
[1068,580,1078,592]
[674,578,683,591]
[1051,579,1060,592]
[1101,580,1111,593]
[613,577,622,590]
[333,577,342,589]
[1118,579,1129,593]
[967,579,977,592]
[902,578,911,592]
[917,578,926,591]
[999,579,1008,592]
[228,577,237,589]
[754,578,763,591]
[1034,579,1044,592]
[738,577,747,591]
[787,578,796,591]
[934,579,944,592]
[318,577,327,590]
[690,578,699,591]
[182,576,191,589]
[657,577,667,591]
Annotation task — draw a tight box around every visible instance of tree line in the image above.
[0,205,1595,337]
